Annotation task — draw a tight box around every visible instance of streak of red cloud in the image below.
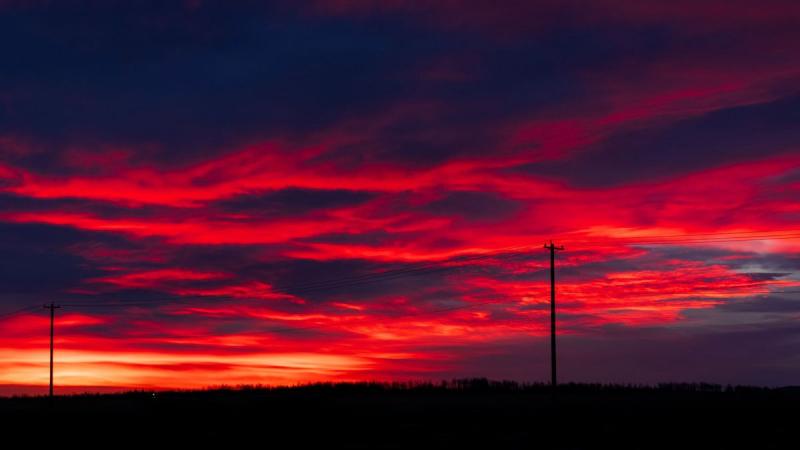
[89,268,226,288]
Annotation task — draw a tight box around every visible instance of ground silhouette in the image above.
[2,379,796,448]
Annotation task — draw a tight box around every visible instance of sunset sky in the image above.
[1,1,799,393]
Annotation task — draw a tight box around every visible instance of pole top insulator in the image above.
[544,241,565,251]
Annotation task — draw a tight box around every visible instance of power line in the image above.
[277,248,534,296]
[33,286,800,351]
[52,281,800,317]
[266,231,800,299]
[167,231,800,298]
[2,230,799,318]
[237,230,800,297]
[570,229,800,241]
[568,232,800,248]
[42,289,800,342]
[9,289,800,339]
[0,304,41,319]
[617,233,800,246]
[53,246,537,310]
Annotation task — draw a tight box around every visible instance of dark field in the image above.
[3,380,798,449]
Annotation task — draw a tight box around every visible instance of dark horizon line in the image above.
[3,378,799,399]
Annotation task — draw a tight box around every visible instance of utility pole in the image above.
[43,302,61,399]
[544,241,564,388]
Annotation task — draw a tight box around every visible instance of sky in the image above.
[1,0,799,394]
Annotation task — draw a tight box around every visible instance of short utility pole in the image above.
[43,302,61,399]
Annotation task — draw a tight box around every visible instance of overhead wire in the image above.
[0,304,42,320]
[2,229,800,320]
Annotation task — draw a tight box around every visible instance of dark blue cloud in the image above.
[215,188,374,217]
[517,93,800,186]
[446,321,800,386]
[0,222,108,297]
[0,193,182,220]
[719,294,800,313]
[0,0,682,172]
[424,191,520,222]
[0,2,450,167]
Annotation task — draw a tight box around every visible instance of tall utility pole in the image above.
[43,302,61,399]
[544,241,564,387]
